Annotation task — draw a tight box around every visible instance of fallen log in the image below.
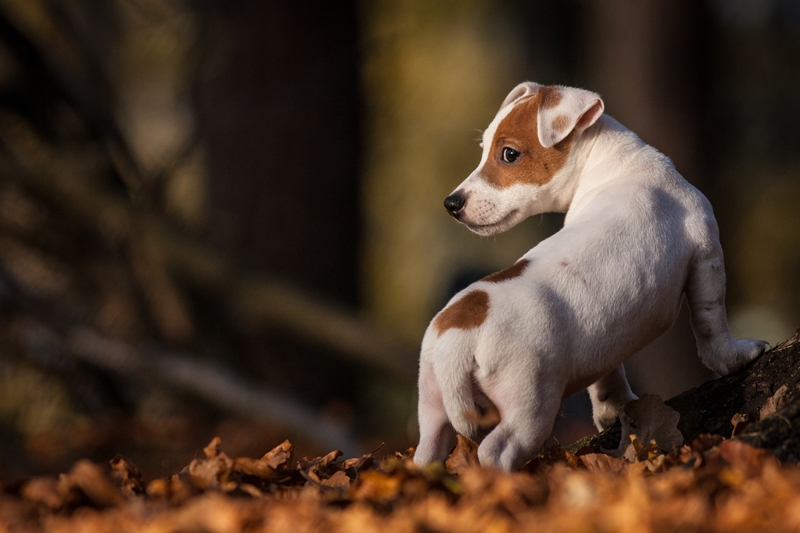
[569,329,800,460]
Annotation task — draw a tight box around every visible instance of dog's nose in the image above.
[444,194,466,217]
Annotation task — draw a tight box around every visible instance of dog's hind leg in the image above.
[685,247,766,375]
[414,360,455,466]
[587,364,637,430]
[477,374,562,471]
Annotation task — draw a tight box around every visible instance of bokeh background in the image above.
[0,0,798,480]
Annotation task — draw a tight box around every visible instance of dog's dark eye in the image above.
[501,147,521,163]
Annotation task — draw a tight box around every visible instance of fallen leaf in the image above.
[321,470,351,490]
[203,436,223,459]
[262,439,293,471]
[317,449,344,470]
[731,412,757,437]
[20,477,63,509]
[714,440,767,476]
[760,384,792,419]
[578,453,626,474]
[60,460,123,507]
[612,395,683,461]
[445,434,479,475]
[187,453,236,492]
[109,455,145,498]
[350,470,402,503]
[232,456,284,480]
[343,454,374,472]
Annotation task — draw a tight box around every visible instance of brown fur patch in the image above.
[539,86,563,109]
[433,290,490,336]
[480,88,573,189]
[551,114,570,133]
[481,258,530,283]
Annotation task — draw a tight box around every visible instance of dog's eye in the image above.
[501,147,521,163]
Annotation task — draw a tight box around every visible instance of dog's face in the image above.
[444,83,605,236]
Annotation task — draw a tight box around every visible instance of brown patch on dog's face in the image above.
[433,290,490,336]
[481,259,530,283]
[480,89,573,189]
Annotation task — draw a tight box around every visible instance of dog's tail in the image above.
[432,334,478,439]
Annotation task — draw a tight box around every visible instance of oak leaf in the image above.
[445,434,479,475]
[611,394,683,461]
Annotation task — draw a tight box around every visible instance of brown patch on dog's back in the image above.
[433,290,490,336]
[480,87,573,189]
[481,259,530,283]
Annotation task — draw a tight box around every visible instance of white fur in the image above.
[414,82,767,471]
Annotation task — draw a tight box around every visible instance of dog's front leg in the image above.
[587,364,637,430]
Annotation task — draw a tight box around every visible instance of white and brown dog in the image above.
[414,82,767,471]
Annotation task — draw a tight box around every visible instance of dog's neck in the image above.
[558,115,651,224]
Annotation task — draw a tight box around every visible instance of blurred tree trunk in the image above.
[583,0,719,398]
[195,0,362,307]
[583,0,714,188]
[192,1,365,407]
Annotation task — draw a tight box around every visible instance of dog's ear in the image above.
[536,86,604,148]
[500,81,542,110]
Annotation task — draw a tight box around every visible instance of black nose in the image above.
[444,194,466,217]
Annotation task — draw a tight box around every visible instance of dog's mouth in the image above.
[463,209,521,236]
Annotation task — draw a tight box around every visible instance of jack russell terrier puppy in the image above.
[413,82,767,471]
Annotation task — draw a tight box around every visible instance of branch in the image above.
[66,327,361,455]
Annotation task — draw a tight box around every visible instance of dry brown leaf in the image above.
[321,470,352,490]
[203,436,223,458]
[60,460,123,507]
[343,454,374,472]
[20,477,63,509]
[612,394,683,461]
[262,439,293,471]
[146,473,196,504]
[578,453,626,474]
[350,470,402,504]
[232,456,283,480]
[714,439,767,476]
[445,434,480,475]
[760,384,791,419]
[317,449,344,470]
[187,453,236,492]
[109,455,145,498]
[731,412,757,437]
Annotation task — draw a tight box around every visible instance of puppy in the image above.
[413,82,767,471]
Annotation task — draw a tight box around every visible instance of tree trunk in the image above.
[570,330,800,462]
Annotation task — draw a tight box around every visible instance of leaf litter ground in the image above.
[2,426,800,533]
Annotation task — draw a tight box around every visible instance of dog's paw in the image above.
[594,413,620,431]
[717,338,767,375]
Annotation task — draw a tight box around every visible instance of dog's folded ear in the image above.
[536,86,604,148]
[500,81,542,110]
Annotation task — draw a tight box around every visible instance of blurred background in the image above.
[0,0,798,480]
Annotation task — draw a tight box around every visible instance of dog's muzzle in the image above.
[444,193,466,218]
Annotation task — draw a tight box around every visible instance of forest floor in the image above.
[2,333,800,533]
[3,372,800,533]
[1,430,799,533]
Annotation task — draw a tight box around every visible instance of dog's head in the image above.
[444,82,604,236]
